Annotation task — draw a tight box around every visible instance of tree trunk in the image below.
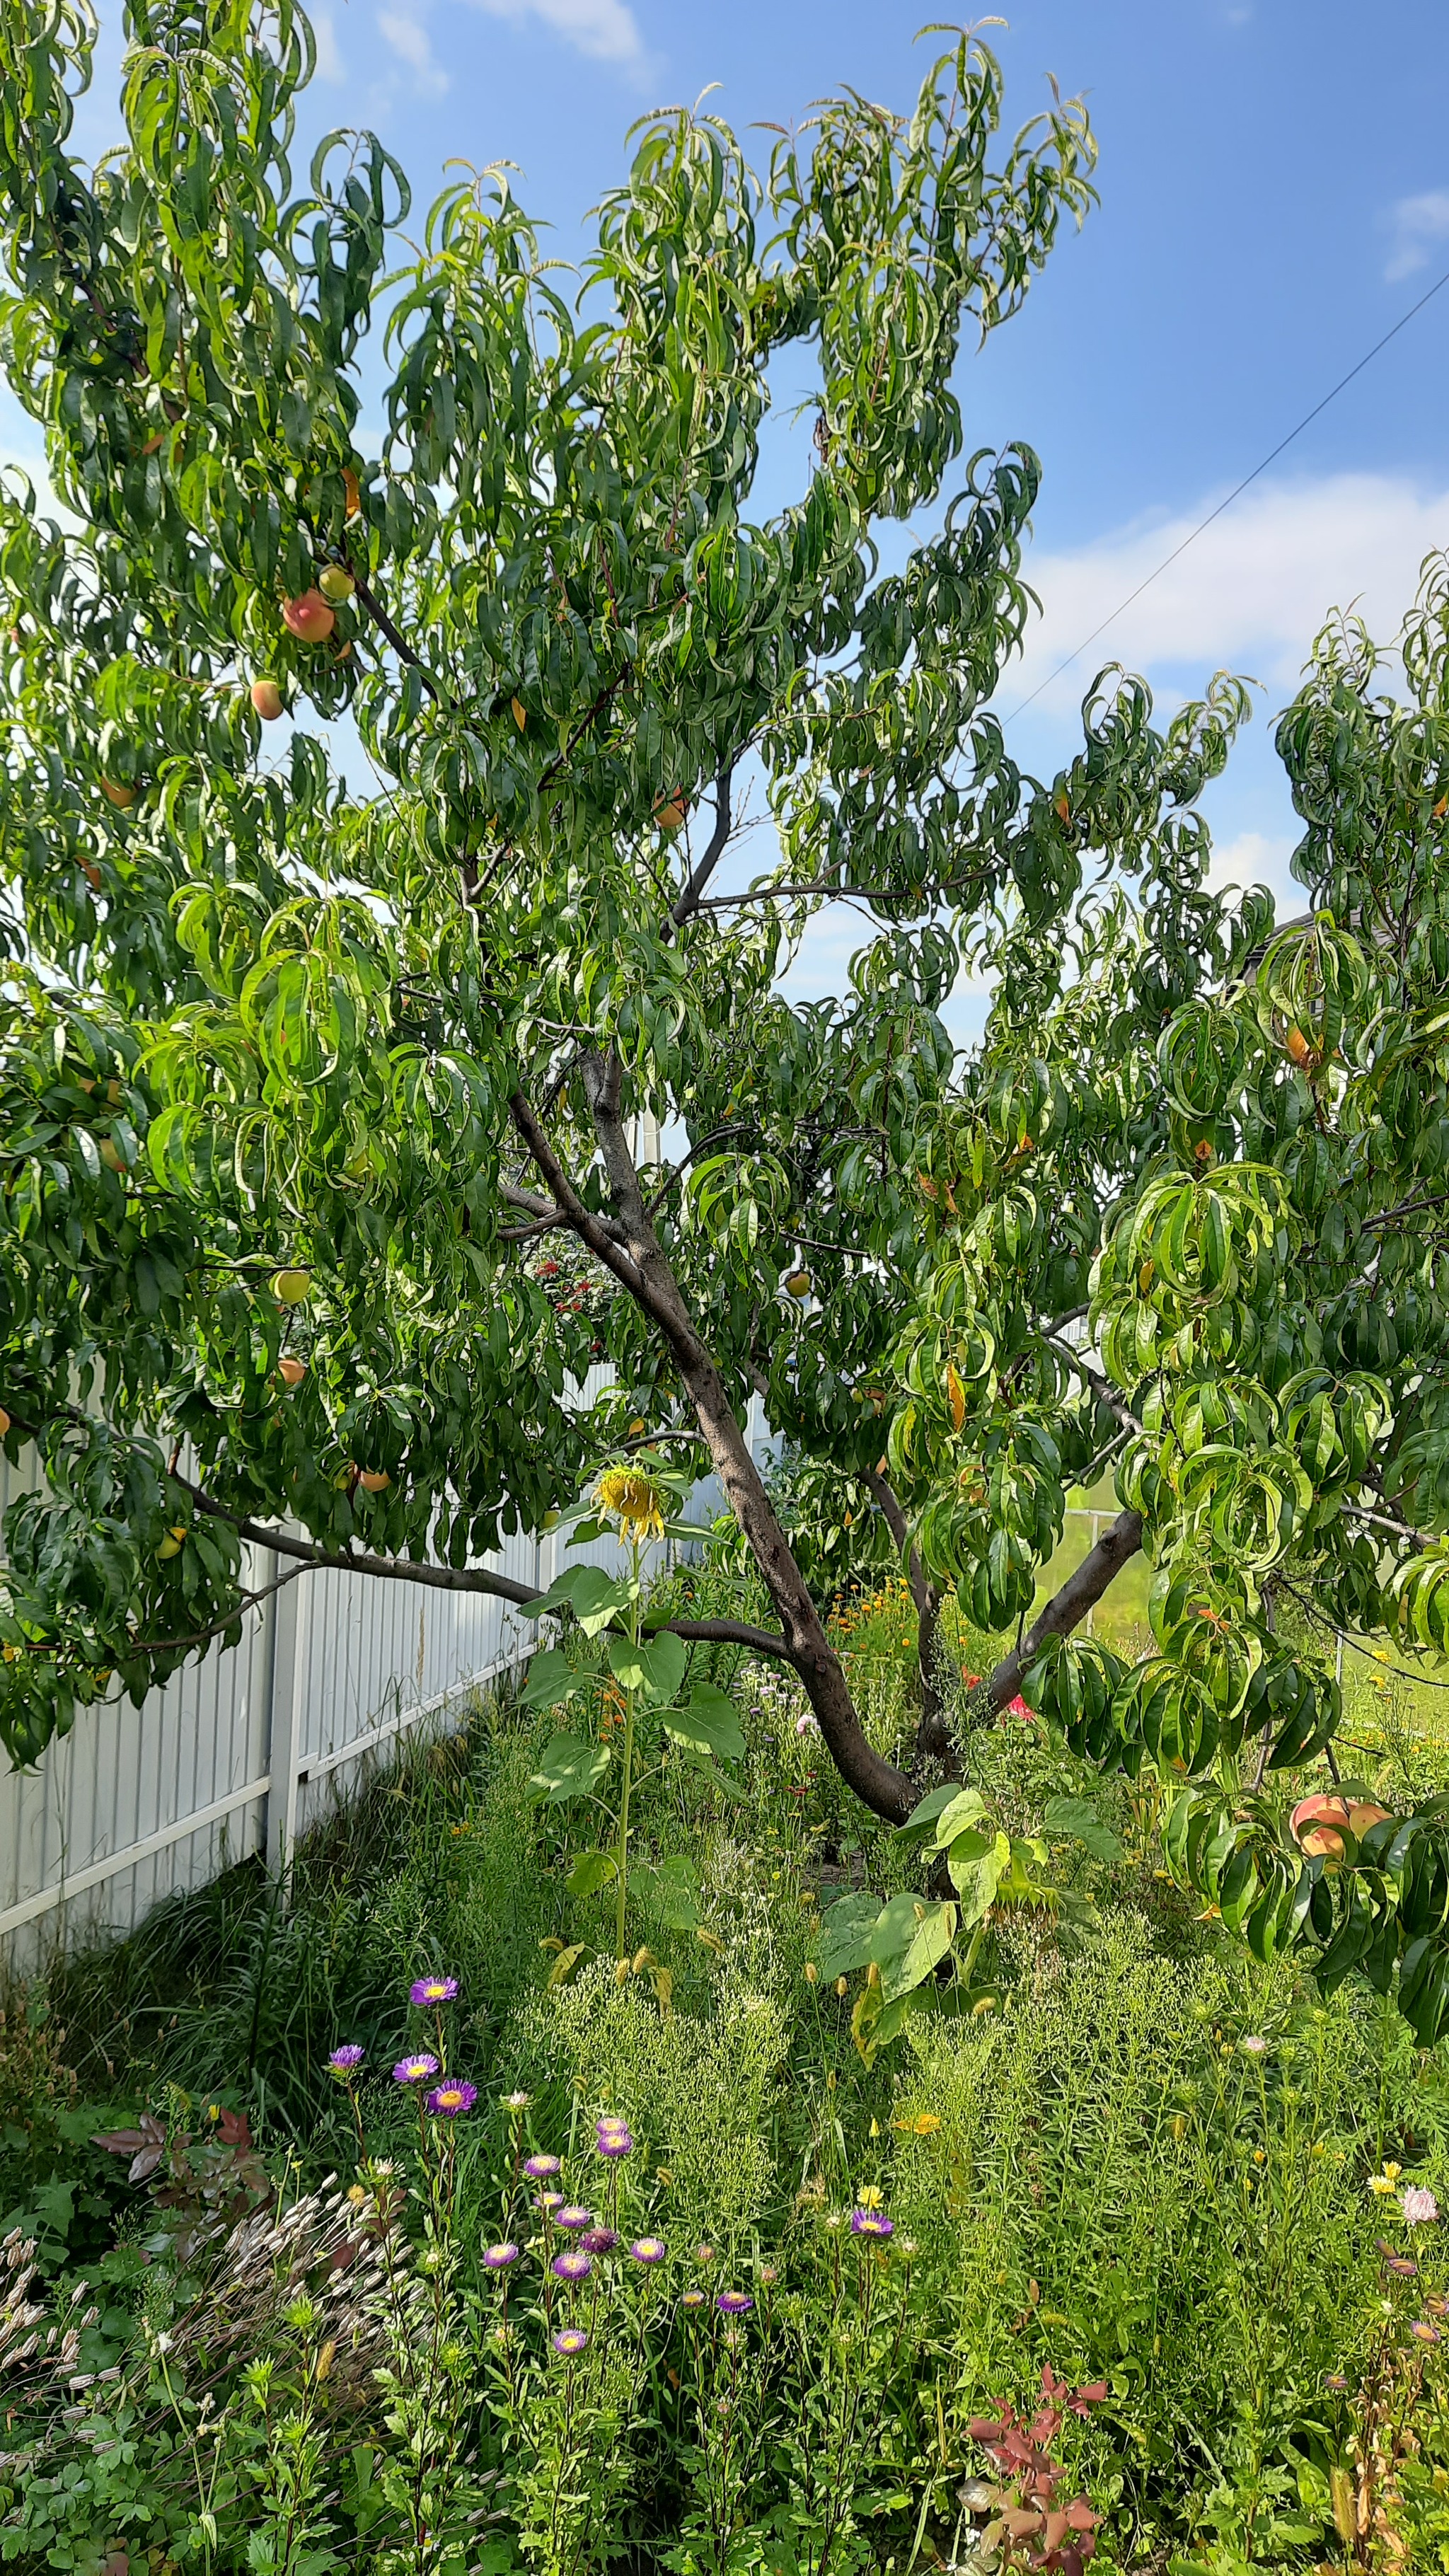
[510,1069,1147,1825]
[512,1065,918,1824]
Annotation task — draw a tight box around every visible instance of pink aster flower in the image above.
[1403,2186,1440,2226]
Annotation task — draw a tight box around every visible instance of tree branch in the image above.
[667,763,735,932]
[507,1090,650,1301]
[350,572,451,707]
[1039,1332,1147,1438]
[978,1508,1145,1715]
[575,1046,916,1822]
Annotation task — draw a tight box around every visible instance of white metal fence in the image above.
[0,1402,1112,1969]
[0,1387,766,1969]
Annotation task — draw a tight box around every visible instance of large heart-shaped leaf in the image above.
[566,1847,618,1897]
[899,1781,987,1844]
[1042,1795,1124,1863]
[528,1732,611,1805]
[868,1893,957,2004]
[630,1855,700,1931]
[525,1566,632,1635]
[947,1827,1010,1925]
[521,1646,598,1709]
[663,1682,744,1762]
[817,1891,883,1980]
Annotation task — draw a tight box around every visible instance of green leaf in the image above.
[899,1781,986,1844]
[630,1856,700,1931]
[662,1682,745,1762]
[565,1848,618,1897]
[528,1733,611,1805]
[817,1891,884,1981]
[946,1827,1010,1924]
[1041,1795,1124,1863]
[521,1647,597,1709]
[525,1567,632,1634]
[868,1893,957,2005]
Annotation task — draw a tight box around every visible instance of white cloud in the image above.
[376,7,449,92]
[1385,188,1449,284]
[468,0,642,64]
[1000,471,1449,719]
[312,8,345,79]
[1206,828,1298,904]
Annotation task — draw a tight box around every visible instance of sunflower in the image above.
[594,1465,667,1544]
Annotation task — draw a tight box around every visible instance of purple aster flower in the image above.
[555,2203,594,2231]
[524,2154,562,2180]
[536,2191,564,2215]
[580,2227,618,2255]
[410,1975,459,2006]
[629,2236,667,2265]
[596,2123,633,2159]
[1412,2318,1443,2344]
[425,2079,478,2119]
[553,2249,593,2283]
[393,2052,440,2086]
[327,2044,364,2076]
[1403,2186,1440,2226]
[716,2289,754,2315]
[681,2288,706,2309]
[483,2242,521,2270]
[553,2327,589,2357]
[850,2209,894,2239]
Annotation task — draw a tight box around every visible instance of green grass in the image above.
[6,1569,1449,2574]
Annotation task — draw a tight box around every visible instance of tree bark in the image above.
[977,1508,1144,1715]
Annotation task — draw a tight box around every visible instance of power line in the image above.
[1003,258,1449,721]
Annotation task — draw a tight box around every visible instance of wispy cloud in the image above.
[1385,188,1449,284]
[1000,471,1449,718]
[312,7,345,79]
[467,0,642,66]
[376,6,449,93]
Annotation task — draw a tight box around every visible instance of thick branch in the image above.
[184,1478,797,1657]
[570,1049,916,1823]
[667,764,734,932]
[645,1615,793,1661]
[979,1508,1145,1714]
[1039,1331,1147,1439]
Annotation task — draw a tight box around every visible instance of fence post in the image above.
[264,1555,307,1878]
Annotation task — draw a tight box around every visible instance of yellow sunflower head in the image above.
[594,1465,667,1545]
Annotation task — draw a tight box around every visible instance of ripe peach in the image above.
[281,591,335,643]
[100,778,137,810]
[358,1468,391,1494]
[278,1356,307,1388]
[250,678,284,720]
[654,792,687,834]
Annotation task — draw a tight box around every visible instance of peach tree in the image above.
[3,0,1449,2033]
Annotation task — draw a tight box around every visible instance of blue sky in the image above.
[6,0,1449,1027]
